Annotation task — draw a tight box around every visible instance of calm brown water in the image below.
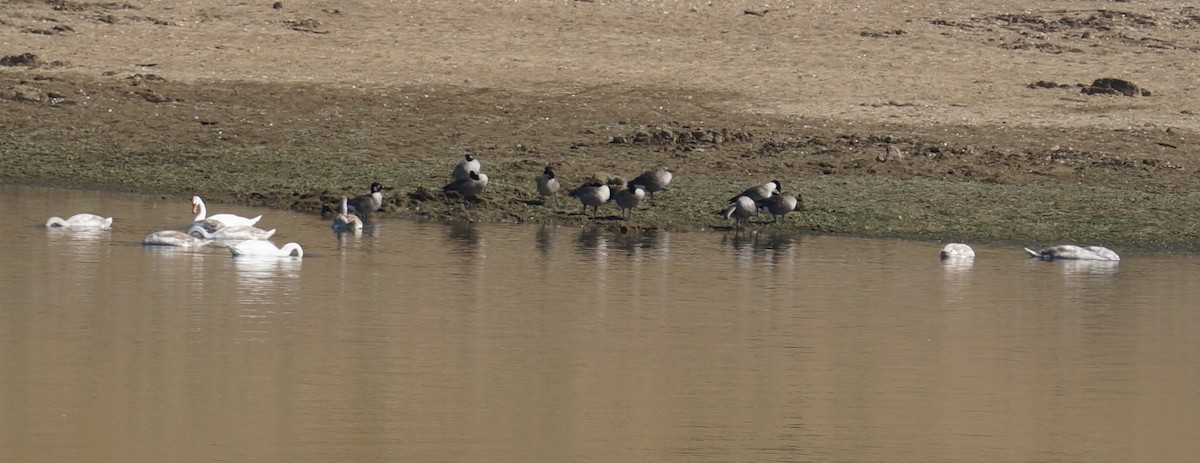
[1,183,1198,462]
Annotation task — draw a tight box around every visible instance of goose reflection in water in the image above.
[722,230,795,253]
[574,226,609,260]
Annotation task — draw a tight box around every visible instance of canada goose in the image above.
[757,192,800,223]
[332,196,364,232]
[443,171,489,203]
[612,184,646,220]
[452,154,481,180]
[191,196,262,232]
[187,224,277,241]
[630,169,673,201]
[142,230,210,248]
[730,180,781,203]
[45,213,113,230]
[570,180,611,217]
[721,195,758,227]
[939,243,975,259]
[229,240,304,258]
[536,165,562,208]
[1025,245,1119,261]
[346,182,385,217]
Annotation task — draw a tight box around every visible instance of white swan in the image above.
[1025,245,1119,261]
[191,196,262,231]
[142,230,211,248]
[45,213,113,230]
[187,224,277,240]
[332,196,363,232]
[940,243,976,259]
[229,240,303,258]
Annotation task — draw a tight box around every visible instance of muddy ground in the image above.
[1,1,1199,250]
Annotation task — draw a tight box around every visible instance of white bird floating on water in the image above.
[229,240,304,258]
[191,195,262,232]
[45,213,113,230]
[1025,245,1119,261]
[142,230,211,248]
[187,224,277,241]
[940,243,976,259]
[332,196,364,232]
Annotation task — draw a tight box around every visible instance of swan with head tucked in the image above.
[45,213,113,230]
[191,196,262,232]
[1025,245,1119,261]
[940,243,976,259]
[187,224,276,240]
[332,196,364,232]
[229,240,304,258]
[142,230,211,248]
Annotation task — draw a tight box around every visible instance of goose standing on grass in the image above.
[757,191,801,223]
[731,180,781,203]
[142,230,211,248]
[45,213,113,230]
[187,224,277,241]
[332,196,364,232]
[191,196,262,232]
[536,165,562,208]
[1025,245,1119,261]
[229,240,304,258]
[452,154,481,180]
[630,169,673,202]
[443,171,489,206]
[612,183,645,220]
[940,243,976,260]
[721,195,758,228]
[346,182,385,217]
[570,179,611,217]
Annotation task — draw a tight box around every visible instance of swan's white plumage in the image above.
[187,224,276,240]
[46,213,113,230]
[940,243,975,259]
[192,196,262,228]
[229,240,304,258]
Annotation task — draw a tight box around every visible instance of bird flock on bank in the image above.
[42,153,1121,262]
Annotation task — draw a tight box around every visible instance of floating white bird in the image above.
[630,169,673,201]
[612,183,645,220]
[721,195,758,227]
[191,196,262,232]
[45,213,113,230]
[187,224,277,240]
[142,230,211,248]
[1025,245,1119,261]
[452,154,481,180]
[570,180,611,217]
[346,182,385,217]
[229,240,304,258]
[332,196,364,232]
[536,165,562,208]
[940,243,976,259]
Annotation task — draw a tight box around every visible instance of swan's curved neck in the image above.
[193,198,207,221]
[282,243,304,257]
[340,197,349,215]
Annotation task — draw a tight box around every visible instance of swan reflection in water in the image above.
[232,255,303,307]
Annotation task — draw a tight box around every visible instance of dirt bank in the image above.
[1,1,1198,249]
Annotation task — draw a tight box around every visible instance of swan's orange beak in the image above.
[192,204,199,214]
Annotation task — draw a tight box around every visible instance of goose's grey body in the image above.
[346,182,384,216]
[443,171,489,202]
[45,213,113,230]
[731,180,781,203]
[570,181,611,217]
[536,165,562,208]
[612,184,646,219]
[187,224,277,241]
[721,195,758,227]
[940,243,975,259]
[757,192,800,222]
[1025,245,1119,261]
[332,196,364,232]
[452,154,481,181]
[630,169,673,200]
